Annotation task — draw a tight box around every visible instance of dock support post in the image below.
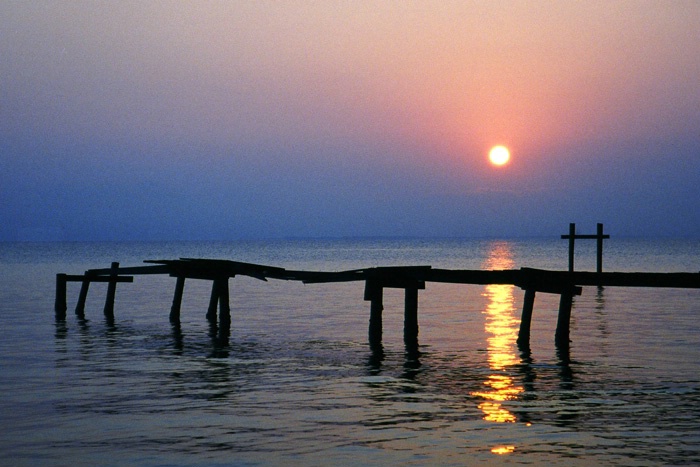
[207,280,220,321]
[218,278,231,328]
[596,222,604,274]
[103,262,119,320]
[365,280,383,345]
[517,289,536,347]
[567,223,576,273]
[555,289,574,347]
[55,273,67,319]
[404,286,419,345]
[75,275,90,317]
[170,276,186,322]
[206,278,231,328]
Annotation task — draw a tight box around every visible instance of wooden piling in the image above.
[169,276,186,322]
[404,286,419,343]
[517,289,536,347]
[206,280,220,321]
[596,223,604,274]
[567,223,576,273]
[103,262,119,319]
[218,278,231,327]
[75,275,90,317]
[364,280,383,345]
[55,273,67,319]
[555,289,575,347]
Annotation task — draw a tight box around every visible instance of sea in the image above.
[1,238,699,466]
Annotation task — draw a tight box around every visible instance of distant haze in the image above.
[2,1,699,241]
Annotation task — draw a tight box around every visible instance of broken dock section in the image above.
[55,258,700,351]
[54,224,699,351]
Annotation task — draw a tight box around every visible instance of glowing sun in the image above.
[489,146,510,166]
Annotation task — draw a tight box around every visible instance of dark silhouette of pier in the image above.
[54,224,700,351]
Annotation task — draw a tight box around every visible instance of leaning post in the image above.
[75,273,91,317]
[103,262,119,320]
[169,276,186,322]
[517,289,536,347]
[218,278,231,328]
[555,286,582,347]
[206,280,220,321]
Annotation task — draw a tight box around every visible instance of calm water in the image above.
[1,238,699,466]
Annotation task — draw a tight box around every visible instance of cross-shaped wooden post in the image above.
[561,223,610,273]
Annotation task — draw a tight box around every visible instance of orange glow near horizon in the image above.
[472,242,523,425]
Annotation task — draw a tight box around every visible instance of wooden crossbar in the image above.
[561,234,610,239]
[64,275,134,283]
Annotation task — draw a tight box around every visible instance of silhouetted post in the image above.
[55,273,67,319]
[517,289,536,347]
[404,286,419,344]
[365,280,383,345]
[596,223,604,274]
[75,275,90,317]
[567,223,576,272]
[555,289,574,347]
[206,280,219,321]
[103,262,119,319]
[561,223,609,274]
[169,276,186,322]
[218,278,231,328]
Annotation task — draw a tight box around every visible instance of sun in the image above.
[489,146,510,166]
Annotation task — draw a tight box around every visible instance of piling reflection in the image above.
[402,339,422,380]
[171,322,184,354]
[54,320,68,340]
[367,342,384,375]
[471,242,523,424]
[208,320,230,358]
[365,337,423,379]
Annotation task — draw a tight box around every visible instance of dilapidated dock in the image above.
[54,224,700,350]
[55,258,700,350]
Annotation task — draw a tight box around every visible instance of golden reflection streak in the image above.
[491,445,515,455]
[471,242,523,426]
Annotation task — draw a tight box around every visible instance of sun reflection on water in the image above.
[471,242,523,426]
[491,445,516,455]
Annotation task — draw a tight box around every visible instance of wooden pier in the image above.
[55,258,700,351]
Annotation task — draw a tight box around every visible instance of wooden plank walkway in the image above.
[55,257,700,350]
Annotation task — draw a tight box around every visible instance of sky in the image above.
[2,1,699,241]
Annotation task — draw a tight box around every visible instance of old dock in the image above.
[55,231,700,350]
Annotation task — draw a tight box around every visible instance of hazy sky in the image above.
[2,1,699,241]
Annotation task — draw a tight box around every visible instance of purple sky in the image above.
[2,1,699,240]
